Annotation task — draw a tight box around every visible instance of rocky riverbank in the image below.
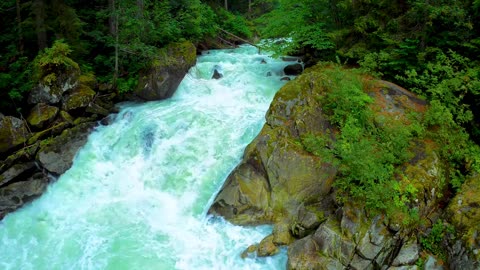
[209,63,480,269]
[0,41,197,219]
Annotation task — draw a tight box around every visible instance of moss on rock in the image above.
[26,103,59,129]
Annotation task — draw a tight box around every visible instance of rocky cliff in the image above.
[209,63,480,269]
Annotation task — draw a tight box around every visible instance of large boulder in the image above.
[0,172,50,219]
[26,103,59,129]
[0,116,31,154]
[208,63,452,268]
[36,122,96,175]
[28,68,80,105]
[62,84,96,112]
[134,41,197,100]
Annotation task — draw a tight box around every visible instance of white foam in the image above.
[0,45,293,270]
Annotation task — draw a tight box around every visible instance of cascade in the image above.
[0,45,296,270]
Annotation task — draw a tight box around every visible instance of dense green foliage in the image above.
[299,64,480,226]
[0,0,257,114]
[257,0,480,223]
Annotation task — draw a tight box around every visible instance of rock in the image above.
[284,63,303,75]
[388,266,418,270]
[241,244,258,259]
[349,254,373,270]
[86,102,110,116]
[288,233,344,270]
[28,70,79,105]
[0,116,30,154]
[424,255,445,270]
[62,84,96,112]
[312,219,356,266]
[357,216,393,261]
[260,59,267,64]
[27,122,70,145]
[0,162,36,187]
[212,68,223,79]
[59,110,74,124]
[447,174,480,267]
[99,114,117,126]
[291,205,324,238]
[26,103,59,129]
[280,76,291,81]
[134,41,196,100]
[257,235,279,257]
[0,173,49,219]
[273,222,294,245]
[0,142,40,173]
[266,71,272,77]
[392,237,419,266]
[281,56,302,62]
[36,122,96,175]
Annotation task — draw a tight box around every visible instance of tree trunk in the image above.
[108,0,116,36]
[224,0,228,10]
[109,0,119,86]
[33,0,47,51]
[136,0,144,18]
[16,0,24,55]
[248,0,251,13]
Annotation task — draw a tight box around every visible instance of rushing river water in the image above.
[0,45,296,269]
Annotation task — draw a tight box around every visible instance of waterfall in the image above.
[0,45,295,270]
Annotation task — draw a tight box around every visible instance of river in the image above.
[0,45,295,270]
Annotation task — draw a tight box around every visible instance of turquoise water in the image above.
[0,45,294,270]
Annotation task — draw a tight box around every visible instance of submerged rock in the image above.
[212,68,223,79]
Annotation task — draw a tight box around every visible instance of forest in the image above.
[1,0,480,267]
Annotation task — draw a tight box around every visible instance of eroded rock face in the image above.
[447,174,480,268]
[0,116,30,154]
[37,122,96,175]
[135,41,197,100]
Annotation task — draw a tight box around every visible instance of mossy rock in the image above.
[134,41,197,100]
[62,84,96,112]
[447,174,480,260]
[26,103,59,129]
[0,116,31,154]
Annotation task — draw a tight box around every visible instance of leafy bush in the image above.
[32,39,80,84]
